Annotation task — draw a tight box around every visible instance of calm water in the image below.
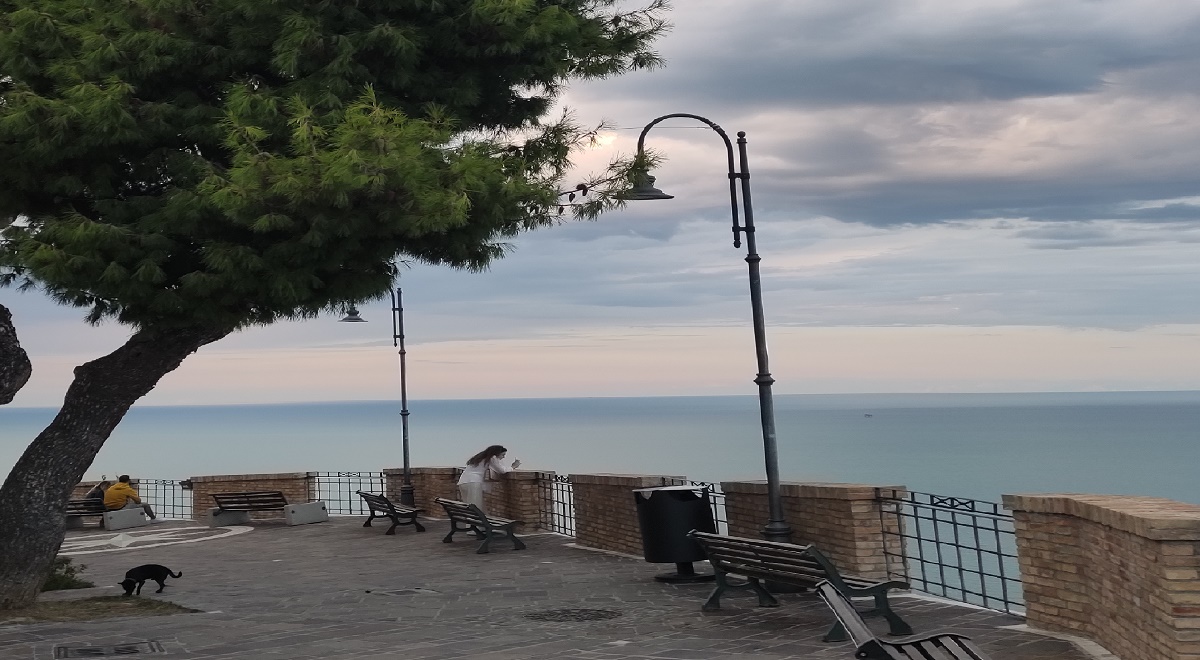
[3,391,1199,504]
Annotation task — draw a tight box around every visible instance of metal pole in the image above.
[735,131,790,543]
[392,287,415,506]
[634,114,792,543]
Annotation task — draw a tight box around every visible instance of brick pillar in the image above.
[388,467,461,513]
[188,473,314,522]
[570,473,684,556]
[480,470,554,529]
[1004,493,1200,660]
[721,481,907,580]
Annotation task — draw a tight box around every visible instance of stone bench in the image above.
[65,499,149,531]
[209,491,328,526]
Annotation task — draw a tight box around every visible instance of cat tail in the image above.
[170,570,182,578]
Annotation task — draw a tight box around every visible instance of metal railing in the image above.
[539,474,576,536]
[137,479,192,520]
[311,472,385,516]
[534,476,727,538]
[876,488,1023,614]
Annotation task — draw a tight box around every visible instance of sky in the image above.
[5,0,1200,407]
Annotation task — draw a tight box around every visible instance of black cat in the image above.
[119,564,182,595]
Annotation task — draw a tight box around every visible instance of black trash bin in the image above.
[633,485,717,583]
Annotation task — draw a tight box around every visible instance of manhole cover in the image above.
[54,641,165,657]
[523,608,623,622]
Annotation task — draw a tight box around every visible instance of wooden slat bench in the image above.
[817,580,992,660]
[209,491,328,526]
[212,491,289,513]
[434,498,525,554]
[689,531,913,642]
[356,491,425,535]
[65,499,107,528]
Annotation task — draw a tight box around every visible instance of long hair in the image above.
[467,445,507,467]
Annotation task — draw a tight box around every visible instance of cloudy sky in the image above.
[6,0,1200,407]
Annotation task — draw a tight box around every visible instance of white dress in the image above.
[457,456,514,511]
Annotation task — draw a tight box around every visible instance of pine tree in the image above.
[0,0,668,607]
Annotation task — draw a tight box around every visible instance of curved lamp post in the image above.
[339,285,415,506]
[622,113,792,543]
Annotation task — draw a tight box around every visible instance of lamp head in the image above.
[620,172,674,201]
[339,306,367,323]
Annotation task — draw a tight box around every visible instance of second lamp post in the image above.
[622,113,792,543]
[340,285,415,506]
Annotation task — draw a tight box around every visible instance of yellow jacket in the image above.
[104,482,140,510]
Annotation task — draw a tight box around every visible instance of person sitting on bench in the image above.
[104,474,158,521]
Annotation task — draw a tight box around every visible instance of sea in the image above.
[3,391,1200,506]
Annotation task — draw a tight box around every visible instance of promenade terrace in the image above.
[4,517,1090,660]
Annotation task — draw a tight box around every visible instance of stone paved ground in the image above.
[1,518,1095,659]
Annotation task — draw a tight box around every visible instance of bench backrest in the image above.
[434,497,493,526]
[815,580,878,648]
[66,499,107,515]
[690,531,827,582]
[356,491,395,511]
[212,491,289,510]
[816,580,990,660]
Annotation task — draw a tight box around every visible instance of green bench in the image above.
[689,531,912,642]
[817,580,991,659]
[356,491,425,535]
[434,498,525,554]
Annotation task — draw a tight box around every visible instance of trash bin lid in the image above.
[632,485,709,495]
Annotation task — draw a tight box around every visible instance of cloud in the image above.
[8,0,1200,407]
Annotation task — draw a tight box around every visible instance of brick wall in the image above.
[1005,494,1200,660]
[385,466,461,512]
[722,481,907,580]
[484,470,550,529]
[188,473,314,522]
[385,467,554,530]
[570,473,684,557]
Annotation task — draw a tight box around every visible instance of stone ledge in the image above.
[568,473,684,487]
[721,480,906,500]
[1003,493,1200,541]
[189,473,310,482]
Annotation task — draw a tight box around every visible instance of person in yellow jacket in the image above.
[104,475,157,520]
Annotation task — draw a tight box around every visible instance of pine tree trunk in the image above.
[0,304,32,404]
[0,324,230,609]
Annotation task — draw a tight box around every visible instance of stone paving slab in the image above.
[0,518,1096,659]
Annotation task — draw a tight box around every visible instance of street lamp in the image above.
[338,286,416,506]
[622,113,792,543]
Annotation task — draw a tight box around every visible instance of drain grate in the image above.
[523,608,623,622]
[54,641,165,657]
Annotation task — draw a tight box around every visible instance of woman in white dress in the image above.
[457,444,520,512]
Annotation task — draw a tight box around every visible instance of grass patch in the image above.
[0,596,198,623]
[42,557,94,591]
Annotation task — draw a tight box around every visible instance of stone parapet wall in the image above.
[570,473,683,557]
[385,466,461,513]
[484,470,551,530]
[385,467,553,530]
[1004,493,1200,660]
[722,481,907,580]
[188,473,314,522]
